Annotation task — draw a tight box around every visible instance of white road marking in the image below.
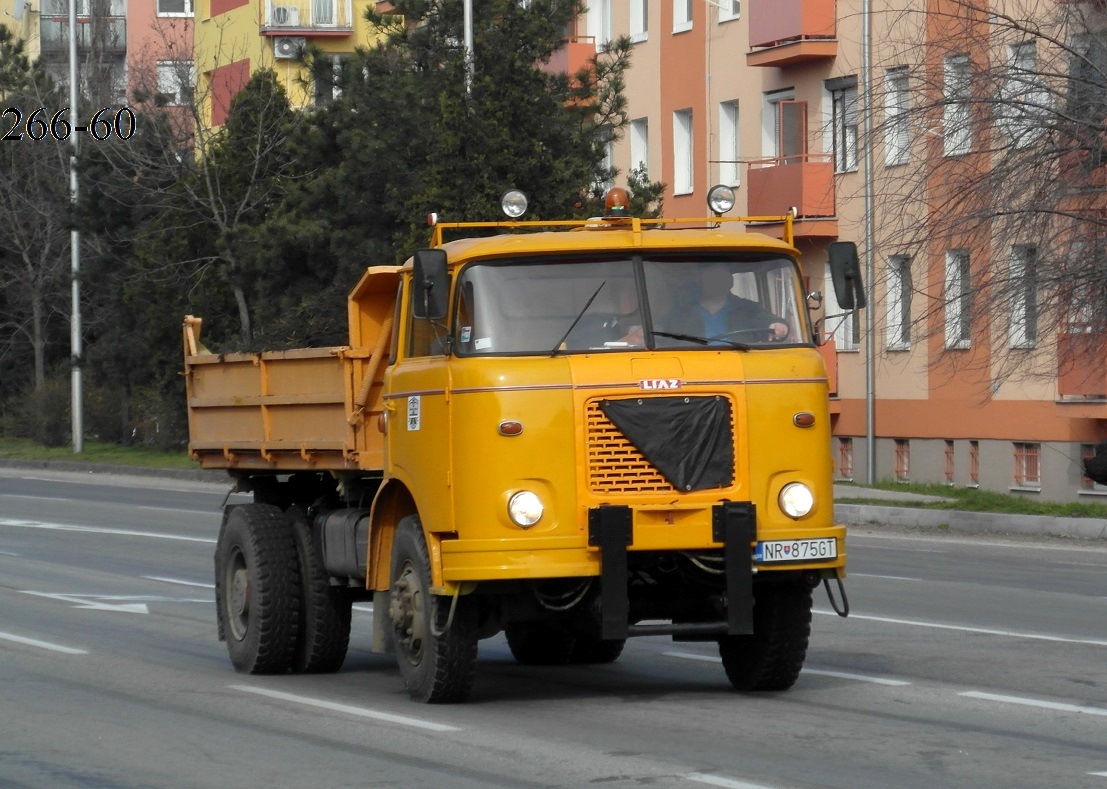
[21,591,149,614]
[663,652,909,686]
[143,575,214,589]
[813,610,1107,647]
[851,573,922,581]
[353,604,374,613]
[0,630,88,654]
[685,772,778,788]
[1088,771,1107,777]
[0,549,20,556]
[960,691,1107,718]
[0,517,214,544]
[231,685,461,732]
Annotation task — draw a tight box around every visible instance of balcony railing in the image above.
[1058,328,1107,399]
[747,154,835,216]
[262,0,354,34]
[40,15,126,54]
[544,35,597,76]
[747,0,836,67]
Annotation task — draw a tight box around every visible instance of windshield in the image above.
[452,254,808,356]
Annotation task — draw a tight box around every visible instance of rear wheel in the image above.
[504,624,576,665]
[569,636,626,664]
[288,508,351,673]
[389,515,477,703]
[718,584,812,691]
[214,504,300,674]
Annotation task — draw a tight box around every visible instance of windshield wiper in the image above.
[651,331,750,351]
[549,281,606,356]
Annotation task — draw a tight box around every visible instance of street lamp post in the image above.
[68,0,83,453]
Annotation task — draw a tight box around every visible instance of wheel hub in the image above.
[389,563,425,664]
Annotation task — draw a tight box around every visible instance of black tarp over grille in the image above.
[599,396,734,492]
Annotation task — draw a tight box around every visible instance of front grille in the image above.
[586,400,676,494]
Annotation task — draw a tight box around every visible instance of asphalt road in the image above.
[1,467,1105,789]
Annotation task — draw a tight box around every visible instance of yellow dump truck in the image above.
[183,186,862,703]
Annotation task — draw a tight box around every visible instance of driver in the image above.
[666,262,788,342]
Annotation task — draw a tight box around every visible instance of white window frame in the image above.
[761,88,795,160]
[673,108,694,194]
[673,0,692,33]
[1008,244,1038,349]
[718,0,740,21]
[157,0,192,17]
[886,254,911,350]
[943,54,972,156]
[630,118,649,178]
[629,0,648,42]
[999,42,1048,148]
[156,60,194,106]
[588,0,612,47]
[944,249,972,349]
[825,262,859,350]
[718,100,739,186]
[884,67,909,166]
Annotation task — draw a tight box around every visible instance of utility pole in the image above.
[68,0,83,453]
[463,0,473,95]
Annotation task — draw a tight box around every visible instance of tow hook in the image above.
[824,571,850,617]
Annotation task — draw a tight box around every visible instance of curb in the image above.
[0,457,229,484]
[836,503,1107,541]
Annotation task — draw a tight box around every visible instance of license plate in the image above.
[755,537,837,563]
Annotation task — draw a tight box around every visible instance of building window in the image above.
[588,0,612,46]
[1009,245,1038,349]
[763,89,803,163]
[944,249,971,349]
[894,439,910,482]
[838,437,854,479]
[157,0,191,15]
[156,60,194,106]
[673,108,693,194]
[718,100,739,186]
[945,440,955,483]
[884,67,909,166]
[1068,34,1107,127]
[673,0,692,32]
[718,0,740,21]
[943,54,972,156]
[886,254,911,350]
[629,0,648,42]
[313,55,346,107]
[1081,444,1107,492]
[1013,442,1041,489]
[824,261,859,350]
[969,440,980,485]
[1000,42,1048,148]
[827,76,858,172]
[630,118,649,178]
[596,124,615,194]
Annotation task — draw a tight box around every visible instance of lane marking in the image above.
[21,591,149,614]
[813,610,1107,648]
[143,575,214,589]
[663,652,909,686]
[685,773,778,788]
[851,573,923,581]
[231,685,461,732]
[0,630,88,654]
[960,691,1107,718]
[0,518,214,544]
[0,550,20,556]
[1088,772,1107,777]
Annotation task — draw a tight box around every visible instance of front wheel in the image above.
[718,584,812,691]
[389,515,478,703]
[214,504,301,674]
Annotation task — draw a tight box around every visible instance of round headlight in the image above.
[707,184,736,215]
[508,490,543,527]
[501,189,529,219]
[779,482,814,519]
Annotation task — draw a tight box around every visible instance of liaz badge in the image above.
[639,379,684,391]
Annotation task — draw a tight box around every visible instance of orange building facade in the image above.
[562,0,1107,501]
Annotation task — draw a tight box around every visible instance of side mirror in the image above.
[828,241,866,310]
[412,249,448,320]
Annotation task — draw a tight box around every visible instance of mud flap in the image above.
[588,505,633,640]
[713,501,755,635]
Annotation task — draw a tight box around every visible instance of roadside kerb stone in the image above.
[836,502,1107,541]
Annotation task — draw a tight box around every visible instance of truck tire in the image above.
[718,584,812,692]
[214,504,300,674]
[389,515,477,703]
[288,508,351,674]
[504,624,576,665]
[570,636,626,664]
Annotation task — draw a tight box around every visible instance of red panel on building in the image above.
[210,59,250,127]
[211,0,249,15]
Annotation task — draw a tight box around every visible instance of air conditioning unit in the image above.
[273,36,306,60]
[270,5,300,26]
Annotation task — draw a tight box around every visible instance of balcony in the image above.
[818,335,838,397]
[39,16,126,55]
[543,36,596,76]
[746,155,837,237]
[747,0,836,67]
[262,0,354,35]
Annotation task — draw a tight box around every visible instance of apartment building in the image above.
[562,0,1107,501]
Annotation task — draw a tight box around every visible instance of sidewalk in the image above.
[834,483,1107,541]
